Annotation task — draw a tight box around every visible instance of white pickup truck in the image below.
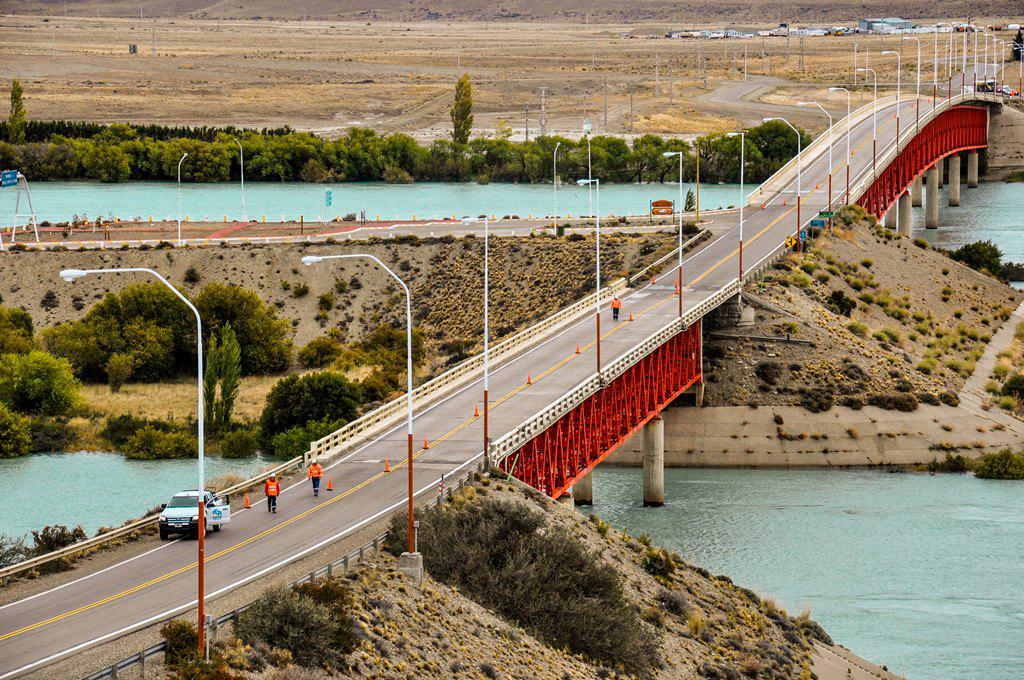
[158,489,231,540]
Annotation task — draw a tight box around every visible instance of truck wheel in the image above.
[159,527,169,541]
[213,524,221,532]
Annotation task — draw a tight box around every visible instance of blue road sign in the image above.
[0,170,17,188]
[810,219,826,227]
[325,189,333,207]
[799,230,807,240]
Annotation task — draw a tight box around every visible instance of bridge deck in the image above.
[0,89,990,678]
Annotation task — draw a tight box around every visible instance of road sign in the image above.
[799,230,807,240]
[325,189,333,207]
[818,210,835,218]
[0,170,17,188]
[786,236,797,248]
[810,219,826,227]
[650,199,674,216]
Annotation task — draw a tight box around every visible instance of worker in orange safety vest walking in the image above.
[264,474,281,513]
[307,459,324,497]
[611,296,622,322]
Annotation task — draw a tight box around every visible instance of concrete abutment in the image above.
[967,150,979,188]
[573,469,593,506]
[642,416,665,507]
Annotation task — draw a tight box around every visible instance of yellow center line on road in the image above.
[3,107,907,644]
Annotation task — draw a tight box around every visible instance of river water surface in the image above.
[586,467,1024,680]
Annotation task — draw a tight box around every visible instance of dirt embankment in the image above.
[0,232,675,369]
[704,218,1022,411]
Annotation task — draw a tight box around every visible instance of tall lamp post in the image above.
[301,254,417,554]
[461,216,491,461]
[857,67,878,174]
[577,178,602,374]
[59,266,207,655]
[797,101,833,210]
[177,152,188,246]
[233,139,246,223]
[552,141,561,223]
[662,150,685,317]
[724,131,745,281]
[828,87,852,203]
[763,117,802,249]
[903,37,922,98]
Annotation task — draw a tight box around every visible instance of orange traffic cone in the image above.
[327,475,333,491]
[761,202,766,209]
[423,437,430,449]
[244,492,251,509]
[783,198,787,205]
[474,404,479,417]
[628,313,634,322]
[527,373,532,385]
[385,456,390,473]
[651,274,656,285]
[674,280,680,294]
[575,343,581,354]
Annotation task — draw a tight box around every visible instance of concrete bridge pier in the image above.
[573,470,593,506]
[898,192,912,236]
[884,205,897,229]
[967,151,979,188]
[936,156,944,188]
[642,416,665,507]
[926,164,940,229]
[948,154,961,207]
[911,176,923,207]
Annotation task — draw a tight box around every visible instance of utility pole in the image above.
[524,104,529,142]
[538,87,548,137]
[629,90,634,133]
[799,35,805,72]
[743,43,748,81]
[603,76,609,127]
[655,53,660,96]
[854,43,858,85]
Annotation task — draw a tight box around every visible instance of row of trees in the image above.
[0,122,807,185]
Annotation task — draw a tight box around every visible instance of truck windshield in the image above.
[167,496,200,508]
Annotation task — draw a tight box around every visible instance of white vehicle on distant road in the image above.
[158,490,231,540]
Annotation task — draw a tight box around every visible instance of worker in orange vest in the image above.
[264,475,281,513]
[307,459,324,497]
[611,296,623,322]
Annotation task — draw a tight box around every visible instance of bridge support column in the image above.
[574,470,593,506]
[926,164,940,229]
[948,154,961,207]
[967,151,979,188]
[898,192,912,237]
[911,176,923,207]
[936,156,944,188]
[884,205,897,229]
[642,416,665,507]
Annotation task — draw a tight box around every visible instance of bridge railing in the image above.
[0,231,708,584]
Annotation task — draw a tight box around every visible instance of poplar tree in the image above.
[8,79,26,144]
[450,73,473,146]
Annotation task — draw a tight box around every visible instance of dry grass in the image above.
[80,375,280,422]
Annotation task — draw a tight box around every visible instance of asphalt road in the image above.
[0,91,933,678]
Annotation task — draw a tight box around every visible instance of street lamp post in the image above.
[177,152,188,246]
[858,67,878,174]
[903,37,922,98]
[460,216,491,462]
[662,150,685,317]
[552,141,561,223]
[301,254,417,553]
[577,178,602,374]
[828,87,852,203]
[234,139,246,223]
[725,132,745,281]
[763,117,802,250]
[59,266,207,655]
[881,50,903,159]
[797,101,833,210]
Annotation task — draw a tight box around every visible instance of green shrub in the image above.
[160,619,199,667]
[974,449,1024,480]
[123,426,197,460]
[1002,373,1024,399]
[219,428,260,458]
[297,336,343,369]
[259,372,362,447]
[0,305,35,355]
[30,524,87,555]
[385,497,658,675]
[826,290,856,317]
[106,352,133,393]
[846,320,868,337]
[268,419,341,459]
[0,403,31,458]
[642,547,678,579]
[100,414,175,448]
[0,533,27,568]
[235,578,356,668]
[28,416,76,453]
[926,454,973,473]
[950,240,1002,274]
[0,351,80,416]
[194,283,291,375]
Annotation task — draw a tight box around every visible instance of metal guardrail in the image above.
[81,457,487,680]
[0,231,706,584]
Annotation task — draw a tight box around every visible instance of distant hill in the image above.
[1,0,1019,24]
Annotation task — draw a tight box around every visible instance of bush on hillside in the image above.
[973,448,1024,480]
[123,426,197,460]
[0,351,80,416]
[1001,373,1024,399]
[950,240,1002,275]
[160,620,199,667]
[385,497,659,675]
[0,404,31,458]
[259,372,362,447]
[0,533,27,568]
[194,283,291,375]
[220,428,260,458]
[30,524,87,555]
[0,305,35,354]
[268,419,342,459]
[100,414,176,449]
[297,335,343,369]
[235,578,357,668]
[28,416,76,453]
